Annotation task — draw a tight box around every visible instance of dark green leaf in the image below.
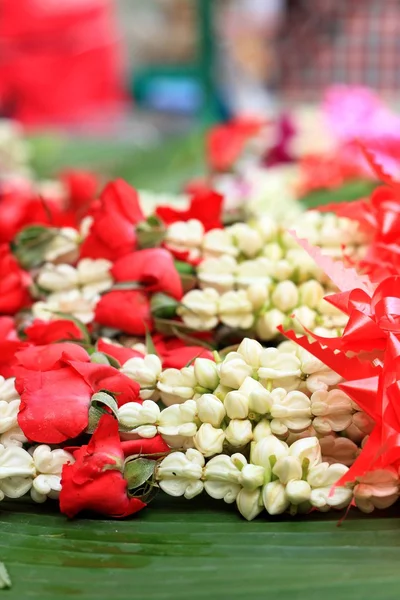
[124,458,156,491]
[1,497,400,599]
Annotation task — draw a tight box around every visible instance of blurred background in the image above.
[1,0,400,190]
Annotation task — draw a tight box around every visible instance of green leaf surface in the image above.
[1,496,400,599]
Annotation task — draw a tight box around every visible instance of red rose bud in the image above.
[80,180,144,261]
[60,415,147,519]
[0,244,31,315]
[156,188,223,232]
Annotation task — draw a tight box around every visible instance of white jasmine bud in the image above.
[237,488,263,521]
[178,288,219,331]
[306,369,342,394]
[289,437,322,468]
[0,378,19,403]
[236,338,264,368]
[295,347,326,375]
[33,289,98,324]
[247,282,269,311]
[198,256,236,293]
[219,290,254,329]
[0,399,19,434]
[239,377,272,415]
[196,394,226,427]
[317,295,345,317]
[235,259,272,289]
[258,348,302,381]
[263,242,283,261]
[230,223,263,257]
[158,400,197,439]
[76,258,113,295]
[202,228,238,258]
[213,383,233,402]
[286,480,311,505]
[308,462,352,510]
[122,355,162,399]
[271,281,299,312]
[193,423,225,457]
[298,280,325,309]
[270,389,311,435]
[291,306,317,332]
[157,449,205,499]
[354,469,399,513]
[37,263,78,292]
[273,456,302,484]
[319,435,359,466]
[32,445,73,475]
[118,400,160,431]
[251,436,288,481]
[311,389,353,434]
[219,358,253,389]
[270,259,294,281]
[30,445,73,502]
[252,419,272,442]
[1,426,27,448]
[166,219,204,261]
[225,419,253,447]
[44,227,80,263]
[256,309,286,341]
[157,367,197,406]
[257,215,279,242]
[239,464,265,491]
[194,358,219,391]
[0,445,35,500]
[263,481,290,515]
[224,391,249,420]
[204,453,244,503]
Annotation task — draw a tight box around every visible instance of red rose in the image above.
[60,415,147,519]
[95,290,152,336]
[154,335,214,369]
[207,118,264,172]
[60,170,98,213]
[112,248,183,300]
[156,188,223,232]
[80,180,144,261]
[0,244,31,315]
[24,319,85,345]
[0,317,28,378]
[15,343,141,444]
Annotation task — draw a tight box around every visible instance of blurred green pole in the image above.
[197,0,219,125]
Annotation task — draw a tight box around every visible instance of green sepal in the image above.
[124,458,156,494]
[136,215,166,249]
[12,225,57,269]
[150,293,180,319]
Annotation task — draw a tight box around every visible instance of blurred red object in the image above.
[0,0,126,126]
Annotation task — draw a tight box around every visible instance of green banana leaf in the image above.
[2,495,400,599]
